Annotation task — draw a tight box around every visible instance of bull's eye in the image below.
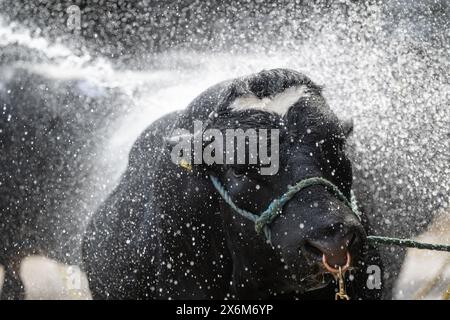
[229,165,262,181]
[231,167,246,179]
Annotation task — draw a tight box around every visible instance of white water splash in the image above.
[0,1,448,299]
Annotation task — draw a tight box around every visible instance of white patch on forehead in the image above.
[229,85,310,116]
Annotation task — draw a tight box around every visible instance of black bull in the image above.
[82,69,382,299]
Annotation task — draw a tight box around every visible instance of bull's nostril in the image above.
[302,241,323,261]
[347,233,356,248]
[302,228,364,269]
[347,232,363,253]
[303,232,357,267]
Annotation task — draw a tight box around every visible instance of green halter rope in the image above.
[210,175,362,243]
[209,175,450,252]
[366,236,450,252]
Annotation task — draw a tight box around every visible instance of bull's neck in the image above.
[222,214,295,299]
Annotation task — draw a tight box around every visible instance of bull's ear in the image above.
[163,132,193,146]
[164,131,195,172]
[342,119,354,137]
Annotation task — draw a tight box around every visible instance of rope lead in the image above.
[367,236,450,252]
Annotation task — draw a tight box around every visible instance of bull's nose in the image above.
[303,231,360,268]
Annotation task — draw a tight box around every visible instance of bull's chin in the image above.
[271,273,333,298]
[300,272,334,292]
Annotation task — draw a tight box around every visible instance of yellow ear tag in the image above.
[179,159,193,172]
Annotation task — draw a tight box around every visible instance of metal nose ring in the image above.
[322,252,351,274]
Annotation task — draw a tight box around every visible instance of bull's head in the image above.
[165,69,368,297]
